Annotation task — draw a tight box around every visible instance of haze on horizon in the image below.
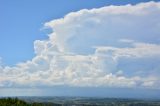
[0,0,160,98]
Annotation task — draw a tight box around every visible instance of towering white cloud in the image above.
[0,1,160,89]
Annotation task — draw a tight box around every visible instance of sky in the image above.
[0,0,158,65]
[0,0,160,98]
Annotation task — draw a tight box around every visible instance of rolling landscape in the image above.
[0,97,160,106]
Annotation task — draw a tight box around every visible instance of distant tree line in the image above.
[0,97,160,106]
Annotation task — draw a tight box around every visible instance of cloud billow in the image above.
[0,1,160,89]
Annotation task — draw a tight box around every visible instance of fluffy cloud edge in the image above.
[0,1,160,89]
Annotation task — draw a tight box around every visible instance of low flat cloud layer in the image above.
[0,1,160,89]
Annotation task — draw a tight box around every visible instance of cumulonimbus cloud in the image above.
[0,1,160,89]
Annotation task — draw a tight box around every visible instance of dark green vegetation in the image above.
[0,98,60,106]
[0,97,160,106]
[0,98,28,106]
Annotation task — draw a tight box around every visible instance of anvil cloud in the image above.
[0,1,160,89]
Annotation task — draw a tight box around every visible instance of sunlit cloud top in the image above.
[0,1,160,90]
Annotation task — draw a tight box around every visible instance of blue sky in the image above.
[0,0,158,65]
[0,0,160,98]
